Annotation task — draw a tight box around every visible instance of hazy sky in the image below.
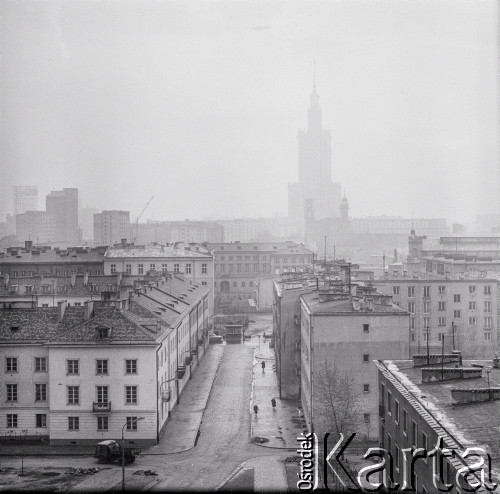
[1,0,498,224]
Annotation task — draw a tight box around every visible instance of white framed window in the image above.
[125,359,137,374]
[96,359,108,375]
[138,264,144,274]
[36,414,47,428]
[67,386,79,405]
[126,416,139,430]
[469,301,476,311]
[35,357,47,372]
[35,383,47,401]
[97,416,108,431]
[126,264,132,274]
[484,301,492,313]
[438,301,446,311]
[423,286,430,298]
[6,384,18,402]
[484,285,492,295]
[408,286,415,298]
[453,309,461,318]
[7,414,18,428]
[174,264,180,273]
[423,301,430,313]
[185,264,191,274]
[438,317,446,327]
[110,264,116,274]
[68,417,79,431]
[125,385,138,404]
[454,294,461,302]
[393,286,400,296]
[469,317,477,326]
[408,302,415,314]
[6,357,18,373]
[484,332,492,341]
[484,317,492,330]
[469,285,476,294]
[67,359,79,375]
[438,286,446,295]
[202,264,207,274]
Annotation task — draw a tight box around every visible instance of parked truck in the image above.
[94,440,141,465]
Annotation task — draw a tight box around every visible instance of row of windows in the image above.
[3,384,139,404]
[6,358,138,375]
[5,414,141,431]
[8,270,102,278]
[406,301,493,314]
[409,315,493,328]
[110,263,208,274]
[394,285,492,297]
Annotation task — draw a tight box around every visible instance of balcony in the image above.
[93,401,111,413]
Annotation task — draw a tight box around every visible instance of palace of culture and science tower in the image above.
[288,83,341,222]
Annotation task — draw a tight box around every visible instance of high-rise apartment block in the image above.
[15,211,56,244]
[288,85,341,221]
[94,210,130,246]
[12,185,38,216]
[46,188,79,243]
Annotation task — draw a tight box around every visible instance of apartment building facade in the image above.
[0,276,211,445]
[376,277,500,358]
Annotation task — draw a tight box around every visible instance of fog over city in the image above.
[1,0,498,225]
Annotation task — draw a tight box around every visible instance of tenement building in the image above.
[375,358,500,492]
[209,241,313,312]
[0,275,211,445]
[376,275,500,358]
[300,287,409,440]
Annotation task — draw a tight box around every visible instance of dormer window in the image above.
[96,327,111,339]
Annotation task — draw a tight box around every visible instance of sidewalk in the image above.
[0,344,224,458]
[250,339,306,449]
[147,343,224,454]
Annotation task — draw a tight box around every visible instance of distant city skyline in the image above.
[1,1,498,227]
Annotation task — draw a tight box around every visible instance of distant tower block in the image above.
[340,195,349,221]
[408,229,427,261]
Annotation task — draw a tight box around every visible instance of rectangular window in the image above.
[454,294,461,303]
[407,302,415,314]
[423,286,430,298]
[126,264,132,274]
[423,301,430,314]
[485,332,492,341]
[412,420,417,447]
[110,264,116,274]
[363,384,370,393]
[363,354,369,363]
[202,264,207,274]
[36,414,47,428]
[138,264,144,274]
[35,357,47,372]
[67,360,79,375]
[395,445,400,470]
[126,416,138,430]
[174,264,180,273]
[484,301,492,313]
[393,286,400,295]
[126,385,138,404]
[410,318,415,330]
[97,416,109,431]
[454,310,461,319]
[162,264,167,272]
[149,264,156,271]
[97,386,109,403]
[202,281,207,286]
[364,413,370,423]
[438,317,446,327]
[484,285,492,295]
[7,414,18,428]
[469,285,476,294]
[403,409,408,433]
[387,391,392,415]
[394,400,400,424]
[68,417,79,431]
[484,317,492,330]
[35,383,47,401]
[96,359,108,375]
[469,317,477,326]
[408,286,415,297]
[469,301,476,310]
[438,333,445,342]
[68,386,79,404]
[126,359,137,374]
[185,264,191,274]
[438,301,446,311]
[421,432,428,451]
[6,357,18,372]
[438,286,445,295]
[363,324,369,333]
[6,384,17,402]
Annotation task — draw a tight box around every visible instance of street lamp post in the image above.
[20,429,28,477]
[486,370,491,401]
[121,417,144,492]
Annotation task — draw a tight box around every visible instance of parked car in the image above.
[94,440,141,465]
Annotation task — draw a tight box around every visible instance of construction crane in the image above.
[134,196,154,244]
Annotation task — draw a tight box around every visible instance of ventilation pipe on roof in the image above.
[84,300,94,320]
[57,300,68,322]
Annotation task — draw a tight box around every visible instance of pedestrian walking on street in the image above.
[271,398,276,410]
[261,361,265,372]
[253,404,259,415]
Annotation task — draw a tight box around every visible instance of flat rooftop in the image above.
[105,246,212,259]
[381,359,500,479]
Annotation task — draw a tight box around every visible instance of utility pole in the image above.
[441,335,445,381]
[426,325,430,365]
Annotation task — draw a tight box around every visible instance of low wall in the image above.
[413,354,462,367]
[422,367,482,383]
[451,388,500,404]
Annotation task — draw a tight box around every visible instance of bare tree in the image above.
[315,359,361,437]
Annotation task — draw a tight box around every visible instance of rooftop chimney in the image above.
[71,272,77,287]
[57,300,68,322]
[84,300,94,320]
[83,272,89,287]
